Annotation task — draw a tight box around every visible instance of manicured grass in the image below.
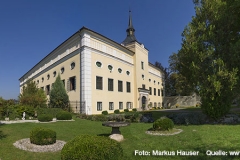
[1,115,240,160]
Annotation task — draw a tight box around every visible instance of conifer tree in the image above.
[49,74,69,109]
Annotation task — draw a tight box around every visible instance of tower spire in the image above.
[122,10,137,45]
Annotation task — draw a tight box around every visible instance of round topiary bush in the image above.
[38,114,53,122]
[30,127,56,145]
[102,110,108,115]
[153,117,174,131]
[114,109,120,114]
[61,135,123,160]
[56,111,72,120]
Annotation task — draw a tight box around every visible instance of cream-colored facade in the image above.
[19,13,164,115]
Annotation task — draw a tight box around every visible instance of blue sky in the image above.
[0,0,195,100]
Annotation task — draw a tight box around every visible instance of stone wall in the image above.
[163,94,201,108]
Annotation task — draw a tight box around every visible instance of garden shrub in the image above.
[38,114,53,122]
[86,115,93,120]
[61,134,123,160]
[37,108,64,118]
[124,109,129,112]
[30,127,56,145]
[56,111,72,120]
[107,114,125,122]
[91,115,108,121]
[153,117,174,131]
[132,108,137,112]
[124,112,141,123]
[167,113,206,125]
[102,110,108,115]
[76,113,87,119]
[114,109,120,114]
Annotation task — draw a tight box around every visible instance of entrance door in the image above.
[142,96,146,110]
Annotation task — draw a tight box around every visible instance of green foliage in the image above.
[37,114,53,122]
[91,115,108,121]
[132,108,137,112]
[124,109,129,112]
[107,114,125,122]
[36,108,64,118]
[49,74,69,109]
[169,0,240,119]
[124,112,141,123]
[61,134,123,160]
[0,98,16,118]
[153,117,174,131]
[16,105,35,117]
[19,80,47,108]
[167,113,207,125]
[102,110,108,115]
[56,111,72,120]
[114,109,120,114]
[30,127,56,145]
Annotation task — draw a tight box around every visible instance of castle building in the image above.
[19,11,164,114]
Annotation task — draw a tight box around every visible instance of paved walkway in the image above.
[0,119,74,124]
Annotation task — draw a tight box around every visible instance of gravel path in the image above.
[13,138,66,152]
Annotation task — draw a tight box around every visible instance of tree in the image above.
[49,74,69,109]
[19,80,47,108]
[170,0,240,119]
[155,61,193,96]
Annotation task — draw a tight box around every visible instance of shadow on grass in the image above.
[0,130,7,139]
[97,133,111,137]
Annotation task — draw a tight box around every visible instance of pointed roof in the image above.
[122,10,137,45]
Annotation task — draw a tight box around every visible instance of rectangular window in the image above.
[158,102,161,108]
[109,102,114,110]
[68,76,76,91]
[142,84,145,89]
[126,82,131,93]
[118,80,123,92]
[119,102,123,109]
[97,102,102,111]
[46,85,50,95]
[154,88,156,96]
[108,78,114,91]
[141,61,144,70]
[126,102,132,109]
[149,87,152,95]
[96,76,103,90]
[161,89,164,96]
[158,89,160,96]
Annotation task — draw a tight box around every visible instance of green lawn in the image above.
[1,115,240,160]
